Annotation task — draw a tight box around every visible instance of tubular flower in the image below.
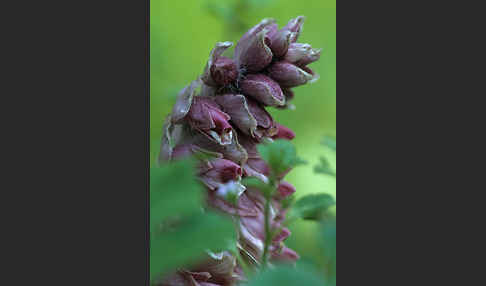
[157,16,320,285]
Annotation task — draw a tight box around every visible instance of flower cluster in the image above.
[158,16,320,286]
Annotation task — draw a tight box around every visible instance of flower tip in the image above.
[277,181,296,197]
[272,123,296,140]
[217,41,233,48]
[261,18,276,25]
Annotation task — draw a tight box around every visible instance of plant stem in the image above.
[233,199,252,278]
[261,187,273,267]
[234,246,252,279]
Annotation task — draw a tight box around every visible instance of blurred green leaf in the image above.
[151,211,236,280]
[244,264,326,286]
[287,194,335,221]
[246,0,276,7]
[280,194,295,210]
[150,160,237,281]
[204,1,236,23]
[314,156,335,176]
[257,140,306,177]
[150,159,202,232]
[320,219,336,286]
[321,136,336,152]
[241,177,274,197]
[242,177,266,188]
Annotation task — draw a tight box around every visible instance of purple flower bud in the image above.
[266,23,293,58]
[214,94,277,139]
[267,61,319,88]
[277,181,296,197]
[281,16,305,43]
[199,158,242,190]
[271,246,300,262]
[284,43,322,67]
[202,42,238,87]
[272,123,296,140]
[187,96,233,145]
[211,57,238,86]
[235,19,275,73]
[273,227,291,243]
[240,74,285,107]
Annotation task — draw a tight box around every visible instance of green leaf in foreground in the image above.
[257,140,306,176]
[150,211,236,281]
[314,156,336,176]
[150,159,237,280]
[320,219,336,286]
[150,159,201,233]
[244,264,326,286]
[287,193,336,221]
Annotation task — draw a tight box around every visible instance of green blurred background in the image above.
[151,0,335,277]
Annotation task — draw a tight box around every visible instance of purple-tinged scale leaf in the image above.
[190,130,248,166]
[159,116,173,163]
[200,82,217,97]
[234,18,275,58]
[282,16,305,43]
[266,23,293,58]
[199,158,243,190]
[158,118,193,164]
[284,43,322,67]
[240,74,285,107]
[214,94,277,139]
[267,61,319,88]
[201,42,237,87]
[186,96,233,146]
[235,20,274,73]
[170,80,200,124]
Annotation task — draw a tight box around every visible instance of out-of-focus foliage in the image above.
[314,136,336,176]
[320,218,336,286]
[314,156,335,176]
[150,160,236,280]
[258,139,306,177]
[287,193,335,221]
[244,264,326,286]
